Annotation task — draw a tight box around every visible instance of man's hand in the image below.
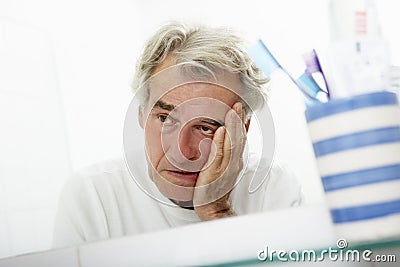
[193,102,246,220]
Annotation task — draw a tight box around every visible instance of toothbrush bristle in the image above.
[303,50,322,72]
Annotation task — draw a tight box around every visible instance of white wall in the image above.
[0,0,139,258]
[1,0,399,259]
[0,19,71,257]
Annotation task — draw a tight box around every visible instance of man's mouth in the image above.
[166,170,199,182]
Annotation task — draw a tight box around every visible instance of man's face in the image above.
[139,61,243,203]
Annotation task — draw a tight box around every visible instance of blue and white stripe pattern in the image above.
[305,91,400,242]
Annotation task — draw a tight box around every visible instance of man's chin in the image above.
[151,172,196,202]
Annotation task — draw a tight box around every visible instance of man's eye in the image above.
[158,114,173,124]
[199,125,215,135]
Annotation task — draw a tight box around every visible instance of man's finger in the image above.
[208,126,225,168]
[220,109,237,170]
[234,102,244,124]
[235,103,247,156]
[227,104,245,156]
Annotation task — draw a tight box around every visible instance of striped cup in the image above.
[305,91,400,243]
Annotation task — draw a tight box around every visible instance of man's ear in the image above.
[138,107,144,129]
[245,117,251,133]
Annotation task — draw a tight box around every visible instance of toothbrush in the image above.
[302,49,330,99]
[248,39,324,103]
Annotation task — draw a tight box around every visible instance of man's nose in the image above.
[178,125,200,161]
[163,124,212,172]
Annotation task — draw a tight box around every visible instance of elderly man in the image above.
[53,21,302,248]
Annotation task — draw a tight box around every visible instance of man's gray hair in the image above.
[131,21,270,118]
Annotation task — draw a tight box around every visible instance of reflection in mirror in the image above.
[0,0,330,259]
[0,1,326,260]
[11,0,400,260]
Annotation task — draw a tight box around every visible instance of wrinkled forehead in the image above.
[151,82,240,107]
[143,62,243,111]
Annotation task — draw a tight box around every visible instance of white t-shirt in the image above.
[52,151,303,249]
